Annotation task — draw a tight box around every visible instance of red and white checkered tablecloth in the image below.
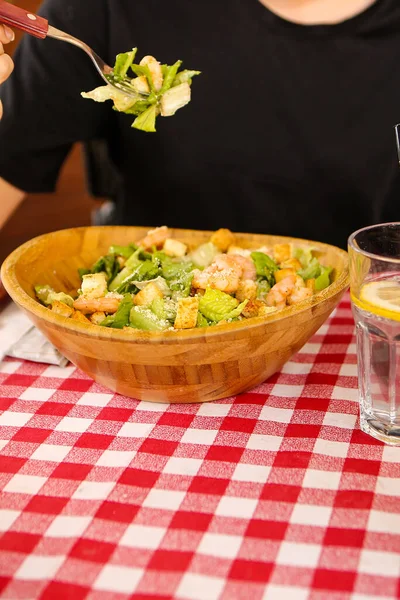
[1,294,400,600]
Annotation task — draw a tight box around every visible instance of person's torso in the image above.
[105,0,400,248]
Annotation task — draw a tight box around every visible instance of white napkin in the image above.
[0,302,69,367]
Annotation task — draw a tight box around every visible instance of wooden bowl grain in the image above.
[1,226,349,403]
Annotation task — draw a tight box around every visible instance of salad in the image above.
[81,48,200,132]
[35,226,333,332]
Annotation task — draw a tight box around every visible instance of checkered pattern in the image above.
[1,294,400,600]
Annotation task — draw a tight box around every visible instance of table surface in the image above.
[1,294,400,600]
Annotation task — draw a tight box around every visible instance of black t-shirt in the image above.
[1,0,400,248]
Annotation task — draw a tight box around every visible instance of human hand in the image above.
[0,24,15,119]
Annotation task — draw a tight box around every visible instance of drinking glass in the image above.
[348,222,400,445]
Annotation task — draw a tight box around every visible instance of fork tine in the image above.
[105,74,149,98]
[46,25,147,100]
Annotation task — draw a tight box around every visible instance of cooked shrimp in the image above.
[287,287,313,305]
[222,254,257,281]
[133,75,151,95]
[73,297,121,315]
[138,226,169,250]
[192,265,241,294]
[192,253,256,294]
[266,275,296,310]
[140,56,163,92]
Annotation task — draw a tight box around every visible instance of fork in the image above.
[0,0,145,98]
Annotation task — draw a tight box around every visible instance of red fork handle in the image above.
[0,0,48,39]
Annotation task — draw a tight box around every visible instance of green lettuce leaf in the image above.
[117,260,161,293]
[90,254,119,283]
[196,312,211,328]
[108,244,137,259]
[189,242,219,268]
[292,246,315,269]
[35,285,74,308]
[100,315,115,327]
[168,272,193,298]
[223,299,248,320]
[172,70,201,87]
[78,268,91,280]
[297,257,321,280]
[160,60,182,94]
[108,248,144,291]
[130,63,158,95]
[199,288,239,322]
[83,49,200,133]
[130,306,170,331]
[114,49,137,78]
[123,100,152,116]
[162,259,194,280]
[132,105,157,132]
[34,285,53,304]
[81,85,138,112]
[111,294,133,329]
[251,252,279,277]
[251,251,278,286]
[257,279,271,300]
[315,266,333,291]
[133,276,171,296]
[151,297,177,322]
[101,294,133,329]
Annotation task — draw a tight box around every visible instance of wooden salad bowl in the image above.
[1,226,349,403]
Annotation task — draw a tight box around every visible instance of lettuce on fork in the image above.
[81,48,201,132]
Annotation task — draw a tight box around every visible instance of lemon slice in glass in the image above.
[352,280,400,321]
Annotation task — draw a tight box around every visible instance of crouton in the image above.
[241,299,273,319]
[210,228,236,252]
[273,243,291,264]
[306,278,316,292]
[134,282,164,307]
[71,310,90,323]
[280,258,302,271]
[295,275,306,288]
[275,268,296,283]
[174,297,199,329]
[236,280,257,302]
[81,272,108,299]
[90,311,107,325]
[51,300,74,318]
[163,238,188,258]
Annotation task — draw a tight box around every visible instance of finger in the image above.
[0,25,14,44]
[0,41,3,55]
[0,53,14,85]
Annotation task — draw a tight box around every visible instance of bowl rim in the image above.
[1,226,350,343]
